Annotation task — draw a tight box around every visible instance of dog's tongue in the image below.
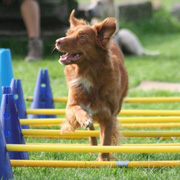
[59,53,81,64]
[59,53,71,61]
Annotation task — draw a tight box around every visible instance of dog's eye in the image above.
[79,35,86,40]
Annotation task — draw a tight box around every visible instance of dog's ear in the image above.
[69,9,86,28]
[93,18,117,48]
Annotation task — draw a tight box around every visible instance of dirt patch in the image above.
[133,81,180,92]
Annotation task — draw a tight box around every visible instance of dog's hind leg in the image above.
[112,117,121,145]
[98,118,113,161]
[88,124,98,146]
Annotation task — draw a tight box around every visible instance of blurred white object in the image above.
[117,29,159,56]
[86,0,159,56]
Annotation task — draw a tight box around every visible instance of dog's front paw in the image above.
[82,117,93,128]
[60,122,75,134]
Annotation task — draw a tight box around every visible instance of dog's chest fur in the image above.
[69,77,93,92]
[68,76,100,115]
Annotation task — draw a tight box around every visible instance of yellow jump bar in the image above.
[6,144,180,153]
[11,160,180,168]
[26,109,180,116]
[25,123,180,129]
[20,117,180,124]
[26,96,180,103]
[20,118,180,129]
[21,129,180,138]
[27,143,180,146]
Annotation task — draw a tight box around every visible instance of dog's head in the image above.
[56,10,117,65]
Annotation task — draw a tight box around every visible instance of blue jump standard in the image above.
[0,117,14,180]
[29,68,56,118]
[10,79,29,129]
[0,48,14,103]
[1,94,29,160]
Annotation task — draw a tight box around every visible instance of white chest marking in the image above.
[69,77,93,92]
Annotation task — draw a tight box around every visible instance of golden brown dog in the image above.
[55,10,128,161]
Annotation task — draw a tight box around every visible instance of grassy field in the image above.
[1,1,180,179]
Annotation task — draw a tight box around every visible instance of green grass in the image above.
[1,5,180,180]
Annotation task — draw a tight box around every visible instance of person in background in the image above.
[1,0,43,61]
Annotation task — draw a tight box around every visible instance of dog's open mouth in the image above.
[59,53,82,65]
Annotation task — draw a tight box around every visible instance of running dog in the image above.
[55,10,128,161]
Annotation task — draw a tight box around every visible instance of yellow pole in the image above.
[120,110,180,116]
[20,117,180,125]
[119,117,180,123]
[23,135,83,139]
[26,109,65,115]
[10,160,180,168]
[27,143,180,146]
[10,160,116,168]
[26,109,180,116]
[26,96,180,103]
[128,161,180,168]
[20,118,64,125]
[26,96,68,103]
[21,129,180,137]
[20,119,180,129]
[122,123,180,128]
[29,123,180,129]
[124,97,180,103]
[6,144,180,153]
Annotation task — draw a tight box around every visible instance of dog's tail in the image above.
[143,50,160,56]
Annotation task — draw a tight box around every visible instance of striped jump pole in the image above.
[6,144,180,153]
[26,96,180,103]
[10,160,180,168]
[21,129,180,138]
[26,109,180,116]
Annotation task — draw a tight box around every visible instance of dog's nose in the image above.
[56,38,64,46]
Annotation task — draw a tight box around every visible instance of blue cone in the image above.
[0,79,2,105]
[2,85,29,129]
[1,87,12,119]
[2,86,12,95]
[0,119,14,180]
[10,79,29,129]
[1,94,29,160]
[29,69,56,118]
[0,49,14,103]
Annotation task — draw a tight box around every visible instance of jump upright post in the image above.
[1,93,29,159]
[0,116,14,180]
[29,69,56,119]
[10,79,29,129]
[0,48,14,103]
